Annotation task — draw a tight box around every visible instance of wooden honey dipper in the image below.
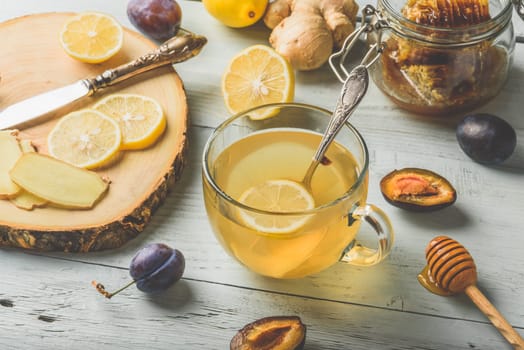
[419,236,524,349]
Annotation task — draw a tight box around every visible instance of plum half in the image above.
[380,168,457,212]
[230,316,306,350]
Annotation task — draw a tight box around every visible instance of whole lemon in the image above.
[202,0,268,28]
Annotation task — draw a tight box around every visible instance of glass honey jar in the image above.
[364,0,516,115]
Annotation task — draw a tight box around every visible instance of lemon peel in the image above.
[202,0,268,28]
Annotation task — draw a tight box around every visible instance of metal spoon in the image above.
[301,7,384,188]
[301,65,369,188]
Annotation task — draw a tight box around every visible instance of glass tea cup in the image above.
[202,103,394,279]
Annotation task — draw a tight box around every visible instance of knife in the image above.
[0,29,207,130]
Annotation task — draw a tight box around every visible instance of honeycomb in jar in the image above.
[402,0,491,27]
[377,0,499,113]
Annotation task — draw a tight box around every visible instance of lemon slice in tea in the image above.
[222,45,294,120]
[238,179,315,234]
[47,109,122,169]
[93,93,166,150]
[60,12,124,64]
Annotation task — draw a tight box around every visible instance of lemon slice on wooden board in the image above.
[60,12,124,64]
[47,109,122,169]
[93,94,166,150]
[237,179,314,234]
[222,45,294,120]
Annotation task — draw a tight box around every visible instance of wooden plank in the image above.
[160,3,524,328]
[0,251,517,349]
[1,2,523,349]
[34,125,524,329]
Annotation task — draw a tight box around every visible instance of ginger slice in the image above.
[9,140,48,210]
[9,153,109,209]
[10,191,48,210]
[0,130,22,198]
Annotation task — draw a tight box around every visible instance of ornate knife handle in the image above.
[85,29,207,93]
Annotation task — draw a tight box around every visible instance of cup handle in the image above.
[340,203,394,266]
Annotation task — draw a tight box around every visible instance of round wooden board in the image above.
[0,13,188,252]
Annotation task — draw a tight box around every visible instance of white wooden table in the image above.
[1,1,523,349]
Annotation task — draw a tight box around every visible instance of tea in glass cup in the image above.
[202,103,393,279]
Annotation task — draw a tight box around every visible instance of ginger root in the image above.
[264,0,358,71]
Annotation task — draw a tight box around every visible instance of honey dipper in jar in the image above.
[418,236,524,348]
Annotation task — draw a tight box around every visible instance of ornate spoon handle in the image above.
[313,65,368,161]
[85,30,207,93]
[302,65,369,187]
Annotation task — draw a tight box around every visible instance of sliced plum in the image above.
[380,168,457,212]
[230,316,306,350]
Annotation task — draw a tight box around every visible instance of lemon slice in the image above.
[238,179,315,234]
[60,12,124,64]
[222,45,294,120]
[93,94,166,150]
[47,109,122,169]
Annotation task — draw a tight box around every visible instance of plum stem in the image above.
[91,279,136,299]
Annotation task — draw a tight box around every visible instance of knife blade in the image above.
[0,80,91,130]
[0,29,207,131]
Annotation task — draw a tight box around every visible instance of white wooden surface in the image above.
[1,1,523,349]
